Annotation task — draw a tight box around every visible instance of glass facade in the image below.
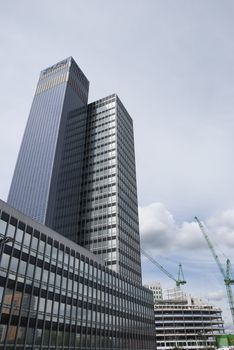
[51,95,142,284]
[8,57,89,224]
[0,200,155,350]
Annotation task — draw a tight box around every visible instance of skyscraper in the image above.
[8,57,89,224]
[50,94,142,283]
[8,57,141,284]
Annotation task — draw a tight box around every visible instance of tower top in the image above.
[39,56,89,89]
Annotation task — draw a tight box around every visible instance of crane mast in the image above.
[194,216,225,278]
[194,216,234,324]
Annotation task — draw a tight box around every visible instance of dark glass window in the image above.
[16,327,25,344]
[26,328,34,345]
[35,329,42,345]
[43,329,50,345]
[6,325,17,344]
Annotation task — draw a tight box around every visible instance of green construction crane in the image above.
[194,216,234,325]
[141,248,186,287]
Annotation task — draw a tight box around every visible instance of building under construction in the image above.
[147,284,224,349]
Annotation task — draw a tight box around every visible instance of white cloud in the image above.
[207,209,234,248]
[139,202,234,256]
[176,221,204,250]
[206,290,226,302]
[139,203,175,251]
[139,202,205,253]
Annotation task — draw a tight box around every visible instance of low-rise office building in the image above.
[0,200,155,349]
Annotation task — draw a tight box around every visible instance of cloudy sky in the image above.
[1,0,234,329]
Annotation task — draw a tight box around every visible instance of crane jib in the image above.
[194,216,234,326]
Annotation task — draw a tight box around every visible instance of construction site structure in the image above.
[165,286,189,301]
[147,284,224,350]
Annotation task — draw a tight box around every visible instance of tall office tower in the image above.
[8,58,142,284]
[8,57,89,224]
[51,95,142,283]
